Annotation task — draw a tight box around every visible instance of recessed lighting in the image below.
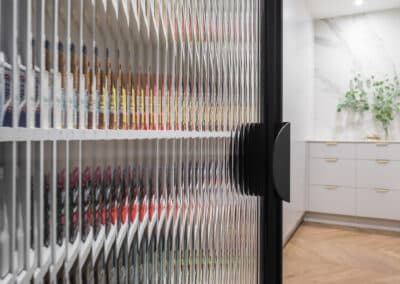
[355,0,364,6]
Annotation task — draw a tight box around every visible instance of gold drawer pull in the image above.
[375,188,390,193]
[376,142,389,146]
[367,135,380,140]
[376,159,390,164]
[325,142,337,146]
[324,157,337,162]
[324,185,337,190]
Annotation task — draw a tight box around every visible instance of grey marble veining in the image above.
[314,8,400,140]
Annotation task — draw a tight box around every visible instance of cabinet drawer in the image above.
[357,160,400,190]
[309,185,356,215]
[309,158,356,186]
[357,188,400,220]
[309,142,355,159]
[357,143,400,160]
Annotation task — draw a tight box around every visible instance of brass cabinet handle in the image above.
[376,142,389,146]
[325,142,337,146]
[367,135,380,140]
[376,159,390,164]
[324,157,337,162]
[324,185,338,190]
[374,188,390,193]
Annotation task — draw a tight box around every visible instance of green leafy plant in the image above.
[371,75,400,138]
[337,74,370,113]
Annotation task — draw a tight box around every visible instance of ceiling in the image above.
[306,0,400,19]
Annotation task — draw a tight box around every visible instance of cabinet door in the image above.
[357,160,400,190]
[309,142,356,159]
[309,185,356,216]
[309,158,356,187]
[357,143,400,160]
[357,188,400,221]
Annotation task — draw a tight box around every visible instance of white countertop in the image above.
[306,139,400,144]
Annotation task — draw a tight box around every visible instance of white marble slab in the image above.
[313,8,400,140]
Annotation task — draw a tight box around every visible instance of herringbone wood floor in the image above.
[283,222,400,284]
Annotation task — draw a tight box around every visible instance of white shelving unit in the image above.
[0,128,231,283]
[0,0,257,282]
[0,128,232,142]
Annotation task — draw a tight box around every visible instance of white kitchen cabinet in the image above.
[357,160,400,190]
[309,158,356,186]
[357,143,400,160]
[307,141,400,222]
[309,142,356,159]
[357,188,400,220]
[309,185,356,216]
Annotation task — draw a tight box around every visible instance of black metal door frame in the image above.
[260,0,283,283]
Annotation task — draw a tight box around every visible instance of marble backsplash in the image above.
[314,8,400,140]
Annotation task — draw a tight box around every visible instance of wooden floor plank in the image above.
[283,222,400,284]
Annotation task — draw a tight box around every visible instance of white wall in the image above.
[283,0,314,242]
[313,9,400,140]
[307,0,400,19]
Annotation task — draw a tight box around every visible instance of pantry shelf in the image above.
[0,128,232,142]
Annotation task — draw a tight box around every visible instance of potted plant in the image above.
[337,74,370,113]
[371,75,400,139]
[337,74,370,138]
